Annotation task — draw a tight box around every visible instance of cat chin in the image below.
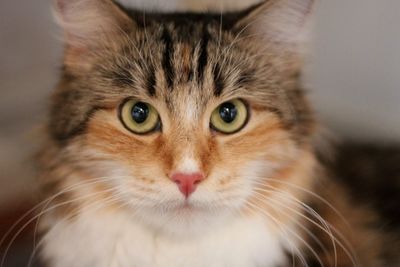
[127,203,236,238]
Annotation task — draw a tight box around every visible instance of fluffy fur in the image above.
[35,0,400,266]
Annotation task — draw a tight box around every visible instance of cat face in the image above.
[49,0,315,236]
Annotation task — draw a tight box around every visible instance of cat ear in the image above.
[234,0,315,51]
[54,0,133,49]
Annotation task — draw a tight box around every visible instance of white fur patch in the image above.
[42,211,290,267]
[176,157,200,174]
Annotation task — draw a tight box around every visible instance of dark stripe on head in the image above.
[187,60,194,82]
[51,107,97,144]
[109,64,134,87]
[161,28,174,88]
[197,24,210,83]
[213,63,224,96]
[50,89,100,143]
[236,69,255,87]
[146,66,156,96]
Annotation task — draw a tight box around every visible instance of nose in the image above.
[170,172,205,198]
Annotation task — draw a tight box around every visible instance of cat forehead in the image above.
[63,2,300,104]
[95,15,260,102]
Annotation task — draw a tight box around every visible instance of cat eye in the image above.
[119,99,160,134]
[210,99,248,134]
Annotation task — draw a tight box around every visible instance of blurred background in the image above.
[0,0,399,264]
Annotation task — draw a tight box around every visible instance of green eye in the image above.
[119,99,160,134]
[210,99,248,134]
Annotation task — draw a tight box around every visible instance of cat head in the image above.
[49,0,316,236]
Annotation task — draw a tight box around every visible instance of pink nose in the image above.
[171,172,205,198]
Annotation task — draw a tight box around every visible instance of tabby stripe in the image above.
[236,69,255,87]
[197,24,210,83]
[146,66,156,96]
[51,106,99,143]
[110,64,134,87]
[161,28,174,88]
[213,62,225,96]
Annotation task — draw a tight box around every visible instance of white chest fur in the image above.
[42,212,289,267]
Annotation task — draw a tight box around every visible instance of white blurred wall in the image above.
[0,0,399,208]
[0,0,60,209]
[311,0,400,142]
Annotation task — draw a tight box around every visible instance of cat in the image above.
[34,0,400,266]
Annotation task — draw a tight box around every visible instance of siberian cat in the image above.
[34,0,400,266]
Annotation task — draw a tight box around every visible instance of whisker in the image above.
[245,200,310,267]
[0,175,130,249]
[31,175,136,252]
[27,192,129,267]
[0,184,122,267]
[251,189,334,266]
[246,199,326,267]
[252,178,352,229]
[234,202,301,267]
[252,184,359,267]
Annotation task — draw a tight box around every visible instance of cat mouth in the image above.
[149,196,217,214]
[172,199,208,212]
[181,201,194,209]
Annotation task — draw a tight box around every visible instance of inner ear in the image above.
[233,0,314,47]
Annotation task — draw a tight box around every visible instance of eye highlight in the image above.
[119,99,160,134]
[210,99,248,134]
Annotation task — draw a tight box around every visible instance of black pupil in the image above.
[219,102,237,123]
[131,102,149,124]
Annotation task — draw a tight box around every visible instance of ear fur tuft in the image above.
[235,0,315,49]
[54,0,133,48]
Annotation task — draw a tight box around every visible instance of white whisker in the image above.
[27,192,129,267]
[252,183,359,267]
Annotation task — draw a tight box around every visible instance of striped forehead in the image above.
[149,21,225,99]
[92,11,265,126]
[100,13,253,101]
[51,3,312,143]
